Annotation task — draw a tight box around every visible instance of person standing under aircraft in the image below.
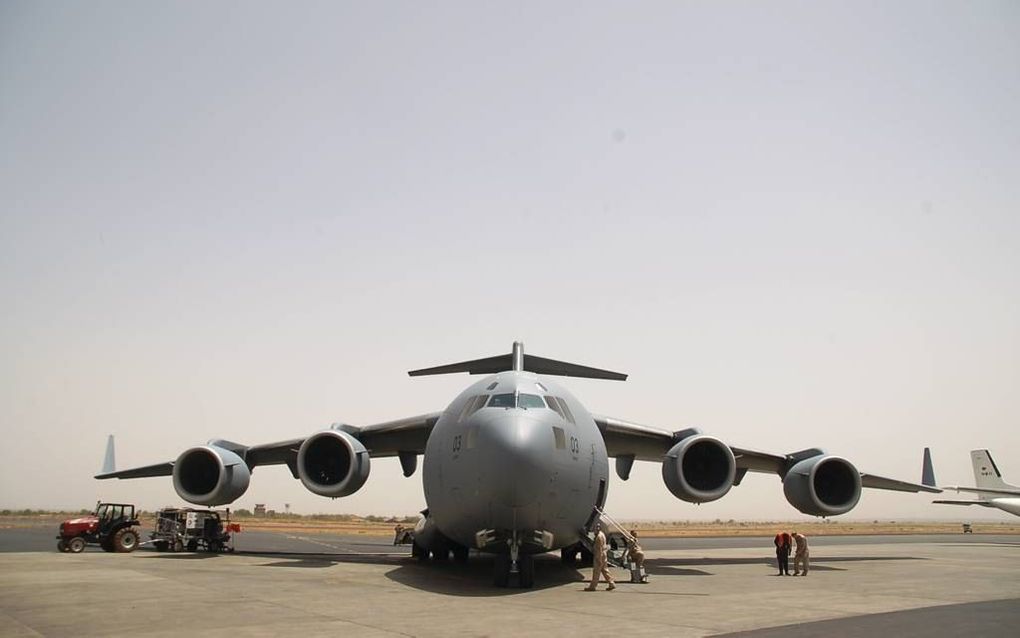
[792,531,809,576]
[774,531,792,575]
[627,530,648,583]
[585,524,616,591]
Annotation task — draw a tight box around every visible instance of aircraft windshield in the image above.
[518,394,545,409]
[488,393,515,408]
[487,393,546,409]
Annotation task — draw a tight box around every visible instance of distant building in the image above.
[254,504,266,517]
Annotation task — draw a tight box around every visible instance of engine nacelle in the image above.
[662,434,736,503]
[172,445,251,506]
[783,455,862,516]
[297,429,371,498]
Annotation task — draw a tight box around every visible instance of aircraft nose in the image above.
[481,411,553,508]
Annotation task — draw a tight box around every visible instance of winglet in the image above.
[922,447,936,488]
[101,435,116,475]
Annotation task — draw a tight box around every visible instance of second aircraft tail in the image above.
[970,449,1019,498]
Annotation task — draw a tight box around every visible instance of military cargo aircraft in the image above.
[98,342,939,586]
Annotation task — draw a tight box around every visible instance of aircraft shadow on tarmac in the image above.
[646,555,926,576]
[176,549,927,596]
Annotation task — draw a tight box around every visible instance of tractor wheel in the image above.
[68,537,86,553]
[57,540,68,553]
[113,528,138,553]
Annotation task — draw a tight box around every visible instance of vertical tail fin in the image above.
[922,447,936,487]
[970,449,1018,498]
[101,435,116,475]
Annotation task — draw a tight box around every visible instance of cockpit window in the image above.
[486,392,548,409]
[459,395,489,421]
[488,393,516,408]
[518,393,545,409]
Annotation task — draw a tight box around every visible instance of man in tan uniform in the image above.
[792,532,809,576]
[627,530,648,583]
[584,524,616,591]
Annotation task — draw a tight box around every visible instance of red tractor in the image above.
[57,502,140,553]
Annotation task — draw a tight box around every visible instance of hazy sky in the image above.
[2,1,1018,521]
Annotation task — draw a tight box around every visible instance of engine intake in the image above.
[662,434,736,503]
[172,445,251,506]
[297,429,371,497]
[783,455,862,516]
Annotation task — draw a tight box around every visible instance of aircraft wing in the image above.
[96,461,174,480]
[592,414,940,493]
[96,412,442,480]
[932,499,995,506]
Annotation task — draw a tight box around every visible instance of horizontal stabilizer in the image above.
[932,499,993,506]
[409,342,627,381]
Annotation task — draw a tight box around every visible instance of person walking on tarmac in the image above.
[792,531,809,576]
[584,523,616,591]
[773,531,792,575]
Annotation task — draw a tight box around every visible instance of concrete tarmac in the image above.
[1,526,1018,637]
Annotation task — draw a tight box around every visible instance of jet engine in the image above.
[783,454,862,516]
[662,433,736,503]
[172,445,251,506]
[297,429,371,497]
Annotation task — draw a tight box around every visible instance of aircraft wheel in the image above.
[560,547,577,564]
[411,541,428,560]
[171,538,184,553]
[432,548,449,561]
[518,555,535,589]
[186,539,198,552]
[452,546,469,563]
[579,547,593,567]
[493,554,511,588]
[68,537,86,553]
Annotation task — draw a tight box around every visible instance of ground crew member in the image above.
[773,531,791,575]
[584,523,616,591]
[627,530,648,583]
[792,531,809,576]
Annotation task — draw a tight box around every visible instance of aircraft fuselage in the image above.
[422,370,609,554]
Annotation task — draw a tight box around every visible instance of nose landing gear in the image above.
[493,531,535,588]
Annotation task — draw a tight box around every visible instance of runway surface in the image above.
[1,525,1017,636]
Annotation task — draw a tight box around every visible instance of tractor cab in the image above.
[57,502,140,553]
